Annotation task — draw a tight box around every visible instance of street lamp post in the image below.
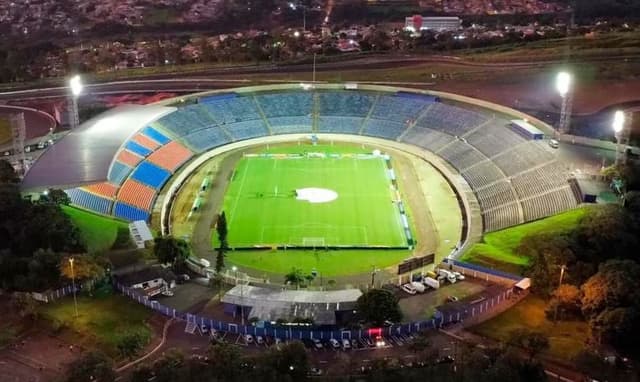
[289,2,307,31]
[232,266,245,325]
[69,258,79,318]
[556,72,573,135]
[69,75,83,130]
[553,265,567,322]
[370,267,380,288]
[613,110,626,166]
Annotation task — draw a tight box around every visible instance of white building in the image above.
[405,16,462,33]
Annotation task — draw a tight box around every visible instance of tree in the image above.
[206,342,245,381]
[42,189,71,206]
[60,254,106,283]
[129,365,154,382]
[507,329,550,361]
[215,247,225,273]
[258,341,310,381]
[546,284,582,320]
[356,288,402,326]
[0,159,18,183]
[407,332,431,354]
[117,331,148,359]
[66,351,115,382]
[153,237,190,268]
[152,348,185,382]
[216,211,228,248]
[284,267,306,287]
[12,293,39,320]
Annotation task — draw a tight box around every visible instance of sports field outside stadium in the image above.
[220,149,409,248]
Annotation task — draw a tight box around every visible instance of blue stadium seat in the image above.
[201,97,261,123]
[416,103,488,136]
[141,126,171,145]
[131,161,171,189]
[108,161,133,185]
[157,105,215,137]
[182,127,232,153]
[370,95,428,122]
[65,188,113,215]
[225,120,270,140]
[317,116,364,133]
[125,141,153,157]
[318,91,375,117]
[256,92,313,117]
[361,119,408,139]
[268,116,313,134]
[113,202,150,221]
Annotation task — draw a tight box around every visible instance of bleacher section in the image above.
[369,95,427,122]
[70,89,579,229]
[464,120,525,158]
[256,92,313,117]
[201,96,261,123]
[108,161,133,185]
[226,120,270,140]
[114,201,150,221]
[318,116,364,134]
[131,161,171,189]
[147,141,193,172]
[318,92,375,117]
[117,180,157,211]
[182,127,232,153]
[362,119,408,140]
[66,188,113,215]
[417,103,488,136]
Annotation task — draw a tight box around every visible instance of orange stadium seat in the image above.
[132,133,161,150]
[117,179,157,211]
[82,182,119,199]
[146,141,193,172]
[116,149,143,167]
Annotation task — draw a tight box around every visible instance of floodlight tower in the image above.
[556,72,573,135]
[69,75,83,129]
[613,110,627,166]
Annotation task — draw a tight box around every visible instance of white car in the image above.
[245,334,254,344]
[549,139,560,149]
[256,336,264,345]
[401,283,417,295]
[312,338,323,349]
[452,271,465,281]
[342,339,351,349]
[329,338,340,349]
[161,290,174,297]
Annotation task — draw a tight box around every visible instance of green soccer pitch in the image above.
[221,152,409,248]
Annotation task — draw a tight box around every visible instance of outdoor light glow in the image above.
[556,72,572,97]
[69,75,83,97]
[293,30,301,37]
[232,266,238,272]
[613,110,626,133]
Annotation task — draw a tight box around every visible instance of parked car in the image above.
[308,368,323,376]
[401,283,417,295]
[245,334,254,344]
[161,290,174,297]
[312,338,323,349]
[329,338,340,349]
[549,139,560,148]
[342,339,351,350]
[351,339,358,348]
[451,271,465,281]
[177,274,190,283]
[446,296,459,302]
[256,336,264,345]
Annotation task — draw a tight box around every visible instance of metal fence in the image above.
[30,284,81,303]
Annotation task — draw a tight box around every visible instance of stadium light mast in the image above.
[69,75,83,130]
[613,110,626,166]
[556,71,573,135]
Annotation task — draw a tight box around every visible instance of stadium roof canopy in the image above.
[222,285,362,324]
[21,104,175,191]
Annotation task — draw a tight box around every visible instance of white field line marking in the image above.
[228,159,251,228]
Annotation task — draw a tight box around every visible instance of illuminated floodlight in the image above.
[69,75,83,97]
[289,2,296,10]
[293,30,301,38]
[613,110,626,133]
[300,83,313,90]
[556,72,572,97]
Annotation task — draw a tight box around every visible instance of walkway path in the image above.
[116,318,174,373]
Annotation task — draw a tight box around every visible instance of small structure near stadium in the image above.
[221,285,362,325]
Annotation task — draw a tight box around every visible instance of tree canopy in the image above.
[356,288,402,326]
[153,236,190,268]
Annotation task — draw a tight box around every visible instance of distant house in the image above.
[115,267,176,297]
[405,16,461,33]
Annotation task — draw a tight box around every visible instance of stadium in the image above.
[21,83,580,281]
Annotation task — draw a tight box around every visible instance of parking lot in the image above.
[155,278,214,312]
[398,279,488,322]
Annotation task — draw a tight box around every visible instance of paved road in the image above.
[1,53,640,101]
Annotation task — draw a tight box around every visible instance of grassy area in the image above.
[461,206,595,274]
[472,295,588,362]
[220,147,407,248]
[40,294,152,358]
[224,248,410,277]
[62,206,129,253]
